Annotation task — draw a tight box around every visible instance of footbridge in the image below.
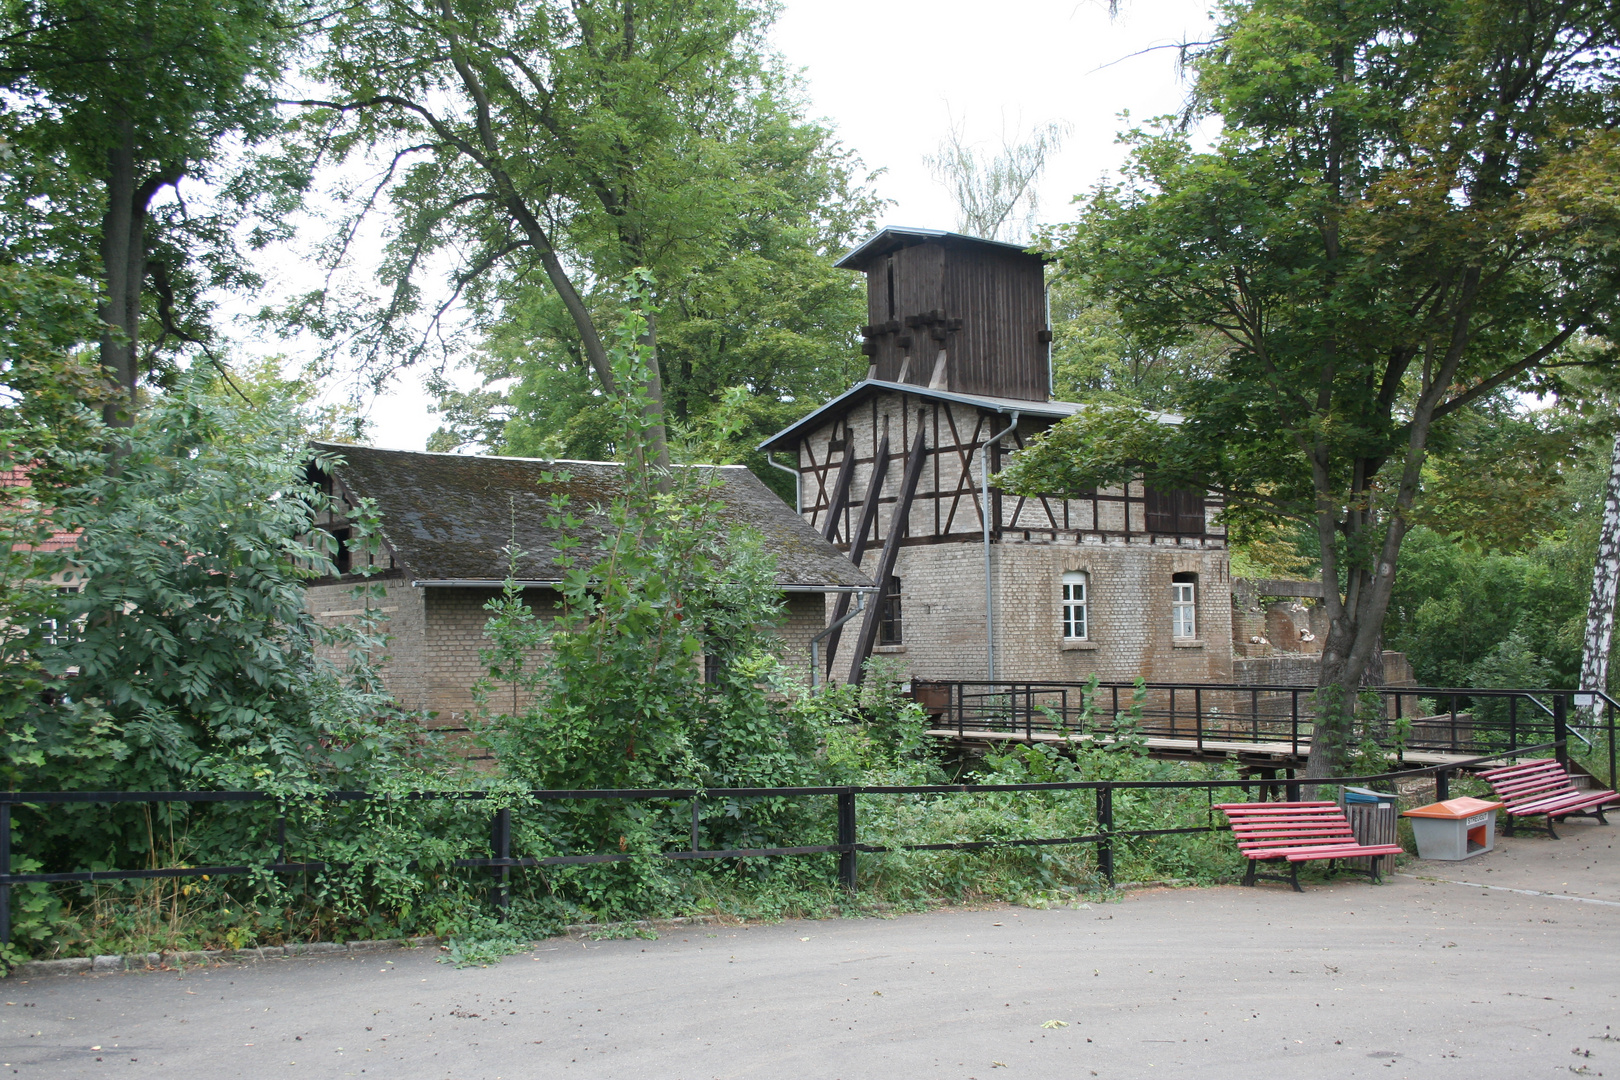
[913,680,1619,787]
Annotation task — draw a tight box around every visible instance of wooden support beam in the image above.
[822,432,890,676]
[820,432,859,544]
[848,420,929,684]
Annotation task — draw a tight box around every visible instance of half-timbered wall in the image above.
[794,388,1233,683]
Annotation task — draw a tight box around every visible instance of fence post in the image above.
[1609,698,1617,793]
[491,807,512,915]
[837,789,858,894]
[1285,770,1300,802]
[1195,687,1204,751]
[1554,694,1569,769]
[1291,691,1300,756]
[691,796,701,852]
[1096,785,1114,886]
[1,801,10,949]
[1509,696,1518,750]
[1436,768,1450,803]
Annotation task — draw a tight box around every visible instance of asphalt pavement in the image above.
[2,821,1617,1080]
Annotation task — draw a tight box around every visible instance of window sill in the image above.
[873,645,907,654]
[1060,640,1100,651]
[1172,639,1206,648]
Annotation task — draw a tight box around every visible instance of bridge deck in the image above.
[927,728,1482,768]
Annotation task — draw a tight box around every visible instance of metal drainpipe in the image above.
[810,592,871,689]
[1044,285,1053,400]
[981,411,1020,682]
[767,451,801,514]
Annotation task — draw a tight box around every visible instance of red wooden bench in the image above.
[1476,759,1617,838]
[1214,801,1405,892]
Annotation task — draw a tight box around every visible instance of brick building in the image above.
[758,227,1233,685]
[304,444,872,730]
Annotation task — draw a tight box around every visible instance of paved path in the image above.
[3,823,1618,1080]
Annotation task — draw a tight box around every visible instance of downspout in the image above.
[810,592,870,689]
[1044,284,1053,401]
[981,411,1020,683]
[767,451,801,514]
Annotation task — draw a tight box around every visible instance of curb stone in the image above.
[5,935,440,979]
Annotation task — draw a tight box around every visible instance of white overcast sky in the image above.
[354,0,1217,450]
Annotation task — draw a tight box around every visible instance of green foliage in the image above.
[0,0,297,396]
[1004,0,1620,772]
[0,379,479,961]
[294,0,879,490]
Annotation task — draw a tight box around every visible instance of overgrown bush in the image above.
[2,378,480,964]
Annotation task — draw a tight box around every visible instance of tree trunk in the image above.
[1307,515,1410,780]
[1579,432,1620,721]
[640,311,671,491]
[99,117,142,426]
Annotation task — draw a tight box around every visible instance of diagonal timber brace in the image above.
[822,432,890,676]
[848,419,930,684]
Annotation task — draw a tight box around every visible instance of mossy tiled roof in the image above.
[311,443,872,590]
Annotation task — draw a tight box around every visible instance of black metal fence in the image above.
[0,743,1559,949]
[912,682,1618,784]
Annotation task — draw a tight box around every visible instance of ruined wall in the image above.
[1230,578,1330,658]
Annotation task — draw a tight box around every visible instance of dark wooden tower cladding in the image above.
[838,227,1051,402]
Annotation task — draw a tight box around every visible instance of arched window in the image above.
[1171,572,1197,639]
[1061,571,1089,641]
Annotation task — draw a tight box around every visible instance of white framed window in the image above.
[1061,571,1088,641]
[1171,573,1197,639]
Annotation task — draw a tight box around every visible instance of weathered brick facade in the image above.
[308,579,835,728]
[303,446,869,731]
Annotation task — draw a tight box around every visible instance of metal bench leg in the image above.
[1370,855,1384,885]
[1597,807,1609,826]
[1242,859,1257,887]
[1290,863,1303,893]
[1546,816,1560,840]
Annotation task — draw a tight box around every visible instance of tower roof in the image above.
[833,226,1045,271]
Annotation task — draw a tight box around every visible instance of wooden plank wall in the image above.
[944,245,1047,401]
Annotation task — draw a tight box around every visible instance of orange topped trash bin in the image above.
[1402,796,1505,861]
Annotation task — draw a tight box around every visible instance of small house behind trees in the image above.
[304,443,872,741]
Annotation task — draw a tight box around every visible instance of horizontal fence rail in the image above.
[911,682,1618,785]
[0,743,1564,948]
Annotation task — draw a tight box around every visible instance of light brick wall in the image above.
[828,540,1233,684]
[306,577,429,710]
[779,592,829,685]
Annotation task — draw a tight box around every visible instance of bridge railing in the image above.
[910,681,1618,785]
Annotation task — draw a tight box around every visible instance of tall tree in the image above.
[0,0,294,421]
[425,108,878,489]
[924,115,1067,243]
[1579,433,1620,713]
[289,0,847,477]
[1000,0,1620,776]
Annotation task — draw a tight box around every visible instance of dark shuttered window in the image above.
[1144,486,1206,535]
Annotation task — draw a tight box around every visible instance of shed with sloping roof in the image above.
[303,444,872,739]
